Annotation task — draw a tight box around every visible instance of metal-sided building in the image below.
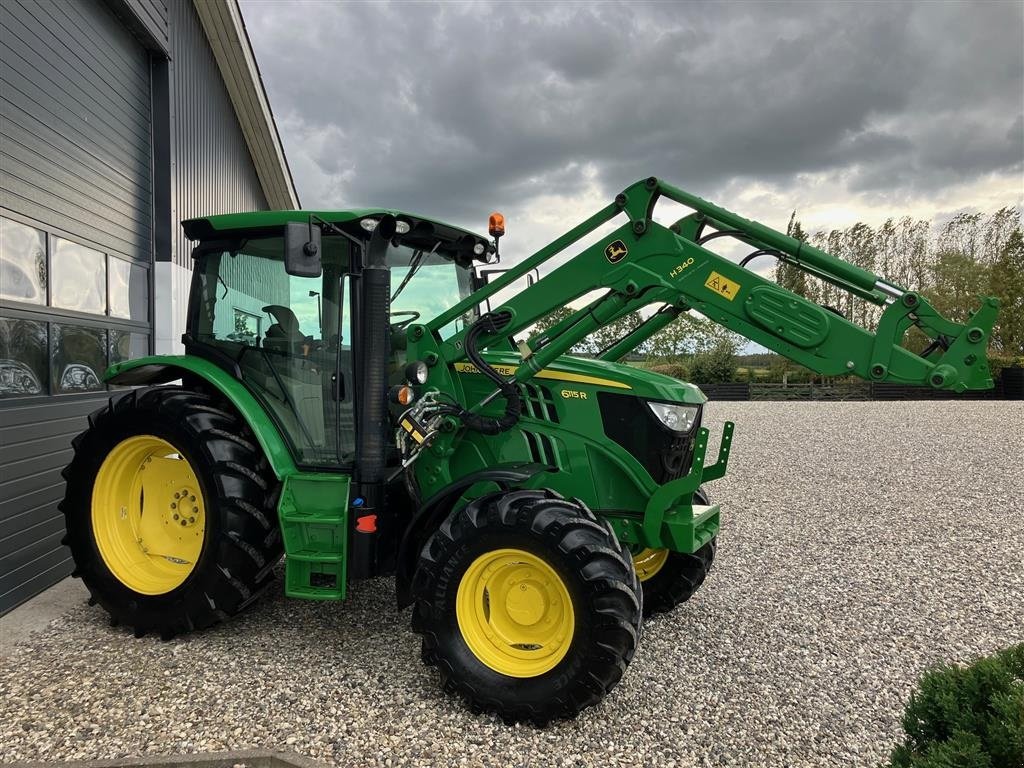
[0,0,298,614]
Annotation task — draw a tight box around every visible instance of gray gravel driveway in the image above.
[2,401,1022,767]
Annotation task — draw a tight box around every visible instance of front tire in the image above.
[60,387,283,639]
[412,489,642,724]
[632,486,717,617]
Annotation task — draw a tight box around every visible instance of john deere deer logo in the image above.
[605,240,628,264]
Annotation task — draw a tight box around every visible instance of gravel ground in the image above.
[2,401,1022,767]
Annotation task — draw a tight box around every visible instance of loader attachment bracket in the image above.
[606,421,733,553]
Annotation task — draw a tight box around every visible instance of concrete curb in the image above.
[2,750,326,768]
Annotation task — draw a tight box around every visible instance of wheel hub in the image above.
[504,580,547,626]
[456,549,574,678]
[92,435,207,594]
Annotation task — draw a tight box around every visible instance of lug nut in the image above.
[189,516,195,523]
[170,502,176,509]
[174,492,180,499]
[173,513,179,520]
[180,520,187,527]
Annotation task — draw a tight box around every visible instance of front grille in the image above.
[597,392,702,483]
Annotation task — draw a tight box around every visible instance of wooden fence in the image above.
[702,378,1019,401]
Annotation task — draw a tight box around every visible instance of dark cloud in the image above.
[242,0,1023,231]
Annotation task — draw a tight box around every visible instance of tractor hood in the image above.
[475,351,706,405]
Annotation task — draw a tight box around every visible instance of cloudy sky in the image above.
[241,0,1023,262]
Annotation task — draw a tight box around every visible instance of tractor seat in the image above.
[263,304,311,355]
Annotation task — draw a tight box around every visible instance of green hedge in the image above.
[888,644,1024,768]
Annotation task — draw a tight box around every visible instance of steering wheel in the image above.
[389,310,421,330]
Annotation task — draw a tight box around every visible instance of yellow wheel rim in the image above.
[456,548,574,678]
[632,547,670,582]
[91,435,206,595]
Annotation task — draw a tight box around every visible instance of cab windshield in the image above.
[387,244,476,337]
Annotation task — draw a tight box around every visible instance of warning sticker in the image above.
[704,271,741,301]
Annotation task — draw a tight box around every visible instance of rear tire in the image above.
[60,387,283,639]
[412,489,642,724]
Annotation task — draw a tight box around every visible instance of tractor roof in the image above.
[182,209,490,253]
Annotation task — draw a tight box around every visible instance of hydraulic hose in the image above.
[454,311,522,435]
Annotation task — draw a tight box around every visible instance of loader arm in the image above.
[413,177,998,395]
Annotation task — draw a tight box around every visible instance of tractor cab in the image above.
[181,211,490,470]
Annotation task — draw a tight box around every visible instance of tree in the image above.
[531,306,574,338]
[989,228,1024,354]
[527,305,642,357]
[643,311,743,361]
[589,310,642,356]
[926,248,989,324]
[775,212,813,300]
[527,306,589,355]
[845,222,878,327]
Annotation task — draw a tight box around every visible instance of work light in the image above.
[405,360,429,385]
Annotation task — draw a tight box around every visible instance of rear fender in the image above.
[106,355,297,478]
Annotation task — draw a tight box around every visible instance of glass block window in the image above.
[51,323,106,394]
[109,257,148,321]
[0,218,47,305]
[0,317,48,396]
[51,237,106,314]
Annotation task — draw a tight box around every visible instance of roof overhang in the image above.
[192,0,300,210]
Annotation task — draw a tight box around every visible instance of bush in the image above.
[648,362,689,381]
[689,341,737,388]
[888,644,1024,768]
[988,354,1024,382]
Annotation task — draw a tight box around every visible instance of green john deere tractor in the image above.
[61,178,998,723]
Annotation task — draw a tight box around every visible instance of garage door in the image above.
[0,0,153,612]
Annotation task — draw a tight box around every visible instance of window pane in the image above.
[0,218,47,304]
[0,316,47,396]
[109,258,148,320]
[52,324,106,393]
[231,308,263,344]
[110,330,149,364]
[52,237,106,314]
[194,236,353,466]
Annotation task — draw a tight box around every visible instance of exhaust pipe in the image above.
[351,215,396,579]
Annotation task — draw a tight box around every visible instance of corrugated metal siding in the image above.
[169,0,267,268]
[121,0,169,52]
[0,0,152,260]
[0,0,154,614]
[0,395,108,612]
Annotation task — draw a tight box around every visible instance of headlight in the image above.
[646,401,698,432]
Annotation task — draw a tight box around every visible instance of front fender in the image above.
[394,463,552,608]
[106,355,297,478]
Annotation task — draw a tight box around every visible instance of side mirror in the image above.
[284,220,322,277]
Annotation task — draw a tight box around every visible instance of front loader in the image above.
[60,178,998,723]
